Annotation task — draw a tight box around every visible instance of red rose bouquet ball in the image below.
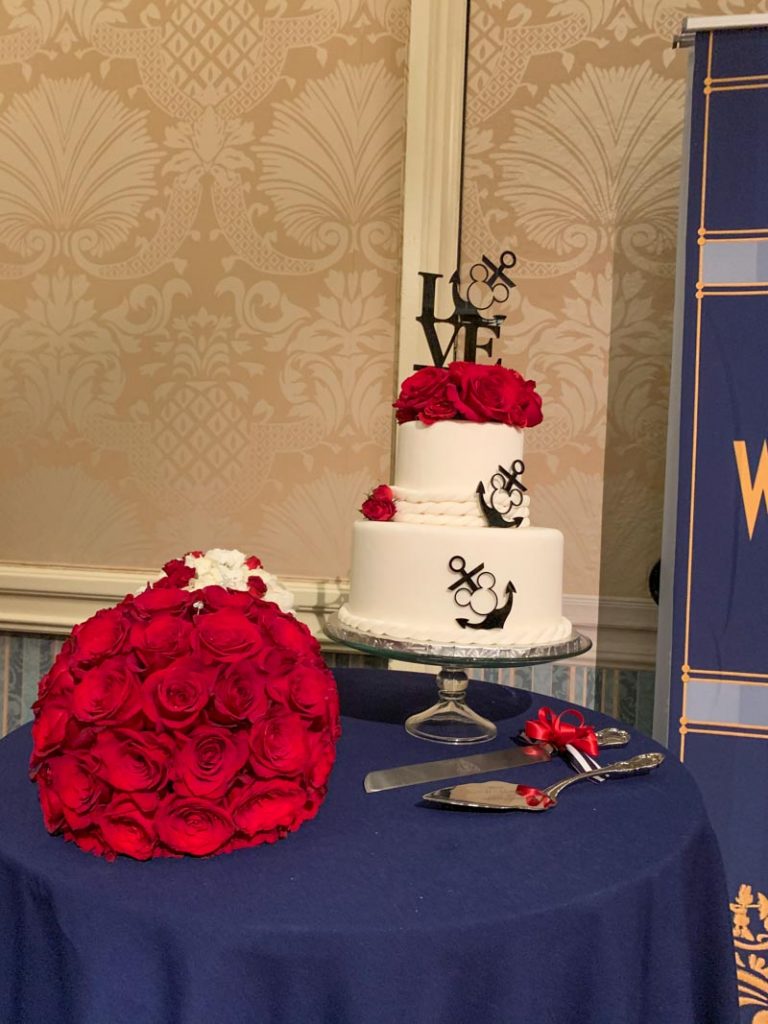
[29,550,341,861]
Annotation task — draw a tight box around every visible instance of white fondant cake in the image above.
[340,399,572,647]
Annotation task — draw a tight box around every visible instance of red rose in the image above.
[361,484,396,522]
[446,362,510,422]
[36,660,75,703]
[197,586,254,613]
[47,753,109,830]
[35,762,66,832]
[30,700,71,761]
[143,656,212,730]
[98,793,158,860]
[212,662,270,724]
[247,575,267,598]
[250,712,309,778]
[231,780,307,836]
[71,828,114,860]
[393,365,450,424]
[254,645,298,677]
[129,614,193,669]
[156,795,235,856]
[70,607,128,666]
[288,664,335,719]
[194,609,266,663]
[446,362,543,427]
[513,378,544,427]
[261,611,315,655]
[94,729,173,792]
[157,557,196,589]
[419,397,458,425]
[199,585,266,614]
[306,732,337,790]
[71,657,143,727]
[172,725,249,798]
[129,587,194,619]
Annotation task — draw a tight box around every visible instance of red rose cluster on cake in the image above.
[393,361,543,428]
[360,484,396,522]
[29,549,340,861]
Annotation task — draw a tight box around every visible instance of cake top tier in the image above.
[394,419,524,498]
[393,361,543,428]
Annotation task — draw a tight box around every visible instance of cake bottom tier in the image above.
[340,521,572,647]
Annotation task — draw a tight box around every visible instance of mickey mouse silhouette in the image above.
[477,460,527,528]
[465,252,517,312]
[448,556,516,630]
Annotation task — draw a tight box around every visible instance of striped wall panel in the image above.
[0,631,656,738]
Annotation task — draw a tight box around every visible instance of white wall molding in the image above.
[0,564,658,669]
[569,595,659,670]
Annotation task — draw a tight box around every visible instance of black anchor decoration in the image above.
[477,460,527,528]
[448,556,516,630]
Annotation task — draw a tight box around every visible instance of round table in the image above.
[0,669,738,1024]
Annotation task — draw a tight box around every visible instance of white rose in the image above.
[257,569,295,613]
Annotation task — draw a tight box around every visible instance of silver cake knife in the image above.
[364,744,551,792]
[364,727,629,793]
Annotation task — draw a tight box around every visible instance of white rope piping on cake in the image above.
[394,512,531,527]
[392,496,531,528]
[394,497,488,528]
[337,604,572,646]
[394,513,487,527]
[392,487,531,508]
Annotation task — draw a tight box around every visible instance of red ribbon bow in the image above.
[523,707,599,757]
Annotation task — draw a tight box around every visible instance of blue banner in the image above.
[668,27,768,1020]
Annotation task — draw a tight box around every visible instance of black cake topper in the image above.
[476,459,527,529]
[415,251,517,370]
[447,555,516,630]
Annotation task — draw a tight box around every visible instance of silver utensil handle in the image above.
[557,727,631,782]
[563,744,605,782]
[545,752,664,800]
[595,727,630,747]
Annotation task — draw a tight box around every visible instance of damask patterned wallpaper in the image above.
[3,0,767,603]
[462,0,768,599]
[0,0,408,577]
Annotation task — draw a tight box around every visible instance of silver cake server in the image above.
[364,726,629,792]
[421,752,664,811]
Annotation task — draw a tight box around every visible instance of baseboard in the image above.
[0,563,657,669]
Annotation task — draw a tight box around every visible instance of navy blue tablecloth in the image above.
[0,669,737,1024]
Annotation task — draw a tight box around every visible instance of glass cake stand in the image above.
[324,611,592,745]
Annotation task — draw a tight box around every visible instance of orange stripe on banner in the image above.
[710,72,768,85]
[700,290,768,297]
[701,279,768,287]
[688,673,768,684]
[684,726,768,740]
[684,32,714,685]
[686,718,768,732]
[704,228,768,235]
[710,82,768,92]
[700,236,768,244]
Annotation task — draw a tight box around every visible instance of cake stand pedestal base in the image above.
[404,668,496,743]
[324,612,592,745]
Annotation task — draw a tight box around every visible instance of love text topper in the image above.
[414,251,517,370]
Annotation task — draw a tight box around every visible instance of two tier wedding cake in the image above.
[339,362,572,647]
